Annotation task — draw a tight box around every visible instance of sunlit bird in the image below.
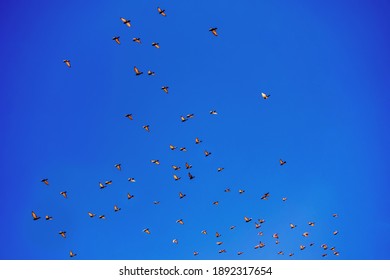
[244,216,252,223]
[99,182,106,189]
[193,251,199,256]
[186,114,195,119]
[209,27,218,36]
[210,110,218,115]
[195,137,202,144]
[143,228,150,234]
[302,232,309,237]
[176,219,184,225]
[333,230,339,235]
[185,162,192,169]
[170,145,177,150]
[152,42,160,48]
[99,215,105,219]
[255,222,261,229]
[300,245,306,250]
[212,201,219,205]
[32,211,40,221]
[204,150,212,157]
[261,92,270,99]
[239,189,245,194]
[180,116,187,122]
[133,37,141,44]
[332,213,338,218]
[273,233,279,239]
[148,70,155,76]
[261,192,270,200]
[120,17,131,27]
[143,125,150,132]
[308,222,315,226]
[172,165,181,170]
[237,251,244,255]
[114,205,121,212]
[321,244,328,250]
[157,7,166,16]
[125,114,133,120]
[224,188,231,192]
[179,192,186,199]
[105,180,112,185]
[172,239,178,244]
[162,86,169,93]
[134,66,143,75]
[280,159,287,166]
[173,174,181,181]
[63,60,71,68]
[45,215,53,220]
[278,251,284,255]
[258,219,265,224]
[151,159,160,165]
[127,193,135,199]
[115,163,121,170]
[216,241,223,245]
[230,225,236,230]
[217,167,224,172]
[128,178,136,183]
[113,36,120,44]
[41,178,49,185]
[289,253,294,257]
[88,212,96,218]
[282,197,287,202]
[218,249,226,254]
[69,251,77,258]
[180,147,187,152]
[201,230,207,235]
[290,223,297,229]
[60,191,67,199]
[59,231,67,238]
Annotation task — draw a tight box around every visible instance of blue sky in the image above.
[0,0,389,259]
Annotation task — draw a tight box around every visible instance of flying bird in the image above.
[321,244,328,250]
[59,231,67,238]
[280,159,287,166]
[186,114,195,119]
[176,219,184,225]
[99,215,105,219]
[258,219,265,224]
[261,192,270,200]
[172,239,178,244]
[143,125,150,132]
[188,172,195,180]
[173,175,181,181]
[63,60,71,68]
[41,179,49,185]
[115,163,121,171]
[134,66,143,75]
[282,197,287,202]
[302,232,309,237]
[180,116,187,122]
[290,223,297,229]
[162,86,169,93]
[193,251,199,256]
[128,178,136,183]
[238,189,245,194]
[133,37,141,44]
[143,228,150,234]
[157,7,166,16]
[185,162,192,169]
[60,191,67,198]
[237,251,244,255]
[244,216,252,223]
[45,215,53,220]
[105,180,112,185]
[127,193,135,199]
[169,145,177,150]
[180,147,187,152]
[69,251,77,257]
[172,165,181,170]
[32,211,40,221]
[153,201,160,205]
[209,27,218,36]
[204,150,211,157]
[114,205,121,212]
[230,225,236,230]
[308,222,315,226]
[88,212,96,218]
[218,249,226,254]
[179,192,186,199]
[273,233,279,239]
[120,17,131,27]
[333,230,339,235]
[148,70,155,76]
[210,110,218,115]
[113,36,120,44]
[255,223,261,229]
[215,232,221,238]
[216,241,223,245]
[212,201,219,205]
[289,253,294,257]
[125,114,133,120]
[300,245,306,250]
[224,188,231,192]
[152,42,160,48]
[217,167,224,172]
[332,213,338,218]
[151,159,160,165]
[261,92,270,99]
[201,230,207,235]
[195,138,202,144]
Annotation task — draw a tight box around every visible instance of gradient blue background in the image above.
[1,0,389,259]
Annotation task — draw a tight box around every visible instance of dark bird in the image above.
[162,86,169,93]
[41,179,49,185]
[261,192,270,200]
[209,27,218,36]
[239,189,245,194]
[134,66,143,75]
[32,211,40,221]
[148,70,155,76]
[113,36,120,44]
[120,17,131,27]
[185,162,192,169]
[230,225,236,230]
[153,201,160,205]
[99,215,106,219]
[188,172,195,180]
[152,42,160,48]
[244,216,252,223]
[63,60,71,68]
[204,150,211,157]
[217,167,224,172]
[218,249,226,253]
[193,251,199,256]
[105,180,112,185]
[215,232,221,238]
[128,178,136,183]
[60,191,67,199]
[114,205,121,212]
[157,7,166,16]
[237,251,244,255]
[289,253,294,257]
[59,231,67,238]
[210,110,218,115]
[224,188,231,192]
[201,230,207,235]
[125,114,133,120]
[133,37,141,44]
[186,114,195,119]
[180,147,187,152]
[280,159,287,166]
[332,213,338,218]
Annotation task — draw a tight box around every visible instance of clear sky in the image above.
[1,0,389,260]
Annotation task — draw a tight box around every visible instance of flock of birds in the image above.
[32,6,340,259]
